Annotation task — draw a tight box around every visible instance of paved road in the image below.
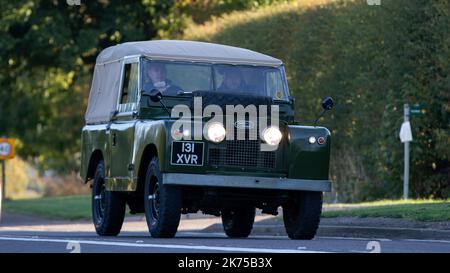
[0,224,450,253]
[1,231,450,253]
[0,215,449,253]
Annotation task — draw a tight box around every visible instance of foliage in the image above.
[0,0,290,173]
[3,157,43,199]
[158,0,293,38]
[184,0,450,201]
[0,0,171,172]
[0,0,448,201]
[1,156,89,199]
[40,172,90,197]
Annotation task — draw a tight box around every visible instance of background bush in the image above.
[183,0,450,201]
[0,0,448,201]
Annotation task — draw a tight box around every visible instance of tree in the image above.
[0,0,172,172]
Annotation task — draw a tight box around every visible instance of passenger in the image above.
[217,67,248,93]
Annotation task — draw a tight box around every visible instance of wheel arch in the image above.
[85,149,104,183]
[136,144,159,194]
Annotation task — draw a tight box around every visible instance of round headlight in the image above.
[262,126,282,146]
[205,122,226,143]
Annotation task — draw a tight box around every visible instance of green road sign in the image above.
[410,104,423,116]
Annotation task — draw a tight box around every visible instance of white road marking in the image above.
[317,236,392,242]
[179,231,396,242]
[0,236,328,253]
[179,232,290,240]
[178,232,227,237]
[403,239,450,244]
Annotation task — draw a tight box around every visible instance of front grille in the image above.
[208,140,276,169]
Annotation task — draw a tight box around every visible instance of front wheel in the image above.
[144,157,182,238]
[282,191,323,240]
[221,206,255,238]
[92,160,126,236]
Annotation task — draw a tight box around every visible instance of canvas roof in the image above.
[96,40,283,66]
[85,40,283,124]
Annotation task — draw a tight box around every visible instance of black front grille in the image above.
[208,140,276,169]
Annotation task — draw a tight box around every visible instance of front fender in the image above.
[287,125,331,180]
[132,120,167,178]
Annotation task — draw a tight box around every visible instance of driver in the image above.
[144,62,183,96]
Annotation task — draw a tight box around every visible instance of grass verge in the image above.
[3,195,91,220]
[4,196,450,222]
[322,199,450,222]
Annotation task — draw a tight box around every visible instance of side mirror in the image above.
[142,89,163,103]
[321,96,334,111]
[288,96,295,105]
[141,89,170,115]
[314,96,334,126]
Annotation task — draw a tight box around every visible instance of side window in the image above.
[118,62,139,112]
[266,70,285,100]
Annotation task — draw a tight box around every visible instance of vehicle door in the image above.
[109,57,140,190]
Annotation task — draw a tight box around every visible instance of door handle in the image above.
[112,133,117,146]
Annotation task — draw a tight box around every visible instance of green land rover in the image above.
[80,40,334,240]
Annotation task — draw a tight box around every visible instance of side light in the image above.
[172,128,191,140]
[318,136,326,145]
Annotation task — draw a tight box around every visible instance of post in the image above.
[0,160,4,221]
[403,104,410,200]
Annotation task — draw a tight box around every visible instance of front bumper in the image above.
[163,173,331,192]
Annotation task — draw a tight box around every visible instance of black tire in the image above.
[282,191,323,240]
[221,206,255,238]
[144,157,182,238]
[92,160,126,236]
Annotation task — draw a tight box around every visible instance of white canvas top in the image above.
[85,40,283,124]
[96,40,283,66]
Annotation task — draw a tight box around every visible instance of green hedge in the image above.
[184,0,450,201]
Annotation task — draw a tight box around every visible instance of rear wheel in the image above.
[92,160,126,236]
[221,206,255,238]
[282,191,323,240]
[144,157,182,238]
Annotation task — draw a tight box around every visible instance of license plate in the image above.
[171,141,204,166]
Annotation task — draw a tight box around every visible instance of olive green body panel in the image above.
[81,120,332,191]
[80,124,110,182]
[286,125,331,180]
[80,120,167,191]
[131,120,167,188]
[159,121,288,177]
[109,119,137,190]
[81,47,333,193]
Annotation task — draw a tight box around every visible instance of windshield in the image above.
[141,59,289,101]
